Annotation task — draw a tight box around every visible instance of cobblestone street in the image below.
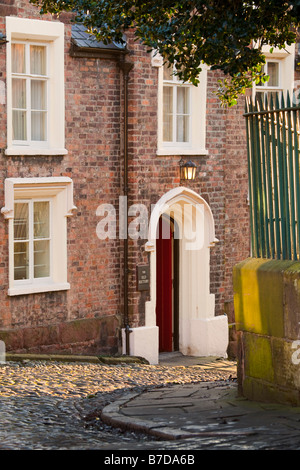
[0,358,235,450]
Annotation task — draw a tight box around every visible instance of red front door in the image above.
[156,217,173,352]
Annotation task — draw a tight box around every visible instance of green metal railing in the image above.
[244,93,300,260]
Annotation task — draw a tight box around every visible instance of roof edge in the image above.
[69,40,129,59]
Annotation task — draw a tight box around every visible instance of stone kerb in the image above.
[233,258,300,406]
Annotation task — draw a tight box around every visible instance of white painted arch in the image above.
[122,187,228,364]
[146,186,217,246]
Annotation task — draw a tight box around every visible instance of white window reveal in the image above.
[6,16,67,156]
[1,177,77,296]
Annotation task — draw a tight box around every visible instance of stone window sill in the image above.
[8,283,70,296]
[5,147,68,156]
[157,148,208,156]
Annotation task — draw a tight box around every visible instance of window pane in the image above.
[177,88,189,142]
[12,79,26,109]
[34,239,50,278]
[163,87,173,114]
[14,241,29,280]
[31,80,47,110]
[30,45,46,75]
[163,86,173,141]
[31,80,47,140]
[31,111,47,141]
[267,62,279,87]
[12,110,27,141]
[14,203,29,240]
[34,201,49,239]
[12,44,25,74]
[177,115,189,142]
[177,87,189,114]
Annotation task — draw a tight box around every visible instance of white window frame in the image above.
[253,43,295,101]
[1,177,77,296]
[154,54,208,156]
[5,17,67,156]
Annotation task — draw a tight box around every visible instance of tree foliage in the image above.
[30,0,300,105]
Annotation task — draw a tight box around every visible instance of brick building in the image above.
[0,2,295,364]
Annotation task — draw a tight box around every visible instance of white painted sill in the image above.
[157,147,208,156]
[8,282,70,296]
[5,147,68,156]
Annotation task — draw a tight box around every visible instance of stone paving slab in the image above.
[101,380,300,446]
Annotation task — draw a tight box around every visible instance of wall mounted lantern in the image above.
[179,159,197,181]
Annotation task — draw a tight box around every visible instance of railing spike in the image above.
[265,92,269,111]
[292,89,299,108]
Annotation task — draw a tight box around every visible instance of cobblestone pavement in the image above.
[0,357,236,451]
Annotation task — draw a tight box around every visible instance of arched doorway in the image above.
[145,187,228,359]
[123,187,228,364]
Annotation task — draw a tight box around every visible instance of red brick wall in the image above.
[0,1,251,356]
[0,2,123,354]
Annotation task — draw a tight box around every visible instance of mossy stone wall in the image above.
[233,258,300,406]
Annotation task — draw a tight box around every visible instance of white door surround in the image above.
[122,187,229,364]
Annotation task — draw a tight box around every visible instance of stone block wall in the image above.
[234,258,300,406]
